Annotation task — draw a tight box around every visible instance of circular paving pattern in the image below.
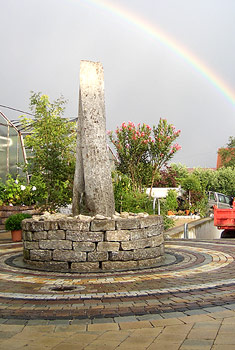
[0,239,235,320]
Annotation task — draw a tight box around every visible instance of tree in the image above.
[149,118,181,192]
[21,92,76,211]
[108,119,181,192]
[218,136,235,168]
[153,166,180,188]
[108,122,153,190]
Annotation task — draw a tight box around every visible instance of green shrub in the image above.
[113,172,153,214]
[162,215,175,230]
[165,190,178,212]
[5,213,32,231]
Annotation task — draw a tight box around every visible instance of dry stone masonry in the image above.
[0,205,39,230]
[22,213,164,272]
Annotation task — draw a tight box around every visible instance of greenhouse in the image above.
[0,111,27,182]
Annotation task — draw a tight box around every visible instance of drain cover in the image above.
[51,286,76,292]
[50,285,85,292]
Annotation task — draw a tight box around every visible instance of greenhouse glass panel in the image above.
[0,112,26,182]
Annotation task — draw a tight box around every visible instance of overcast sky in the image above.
[1,0,235,168]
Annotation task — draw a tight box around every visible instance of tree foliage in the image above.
[109,119,181,191]
[218,136,235,168]
[21,92,76,211]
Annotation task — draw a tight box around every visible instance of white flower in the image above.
[32,186,36,191]
[20,185,26,191]
[15,180,18,184]
[9,203,13,206]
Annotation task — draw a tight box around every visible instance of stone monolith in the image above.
[72,61,115,217]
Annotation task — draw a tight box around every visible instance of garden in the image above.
[1,93,235,233]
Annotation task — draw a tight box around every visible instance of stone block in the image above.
[130,229,148,240]
[32,231,48,240]
[105,230,130,242]
[97,242,120,252]
[31,221,45,232]
[139,215,162,228]
[137,256,163,268]
[90,219,115,232]
[73,242,95,252]
[24,260,45,269]
[47,230,65,240]
[42,261,68,272]
[43,221,58,231]
[21,219,32,231]
[133,246,161,260]
[151,235,164,247]
[121,238,152,250]
[71,262,99,272]
[23,249,30,260]
[30,250,51,261]
[145,226,162,237]
[87,251,108,261]
[66,231,103,242]
[39,240,72,250]
[115,218,139,230]
[58,220,90,231]
[102,260,138,271]
[22,231,32,241]
[110,251,134,261]
[53,250,86,262]
[24,241,39,250]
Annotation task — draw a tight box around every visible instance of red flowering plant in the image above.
[108,119,181,194]
[108,121,153,190]
[149,118,181,194]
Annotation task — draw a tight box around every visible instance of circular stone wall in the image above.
[22,214,164,272]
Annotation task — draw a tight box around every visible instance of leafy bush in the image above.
[113,172,153,214]
[5,213,32,231]
[153,166,180,188]
[0,175,38,206]
[109,119,181,191]
[158,198,175,230]
[21,92,76,211]
[165,190,178,212]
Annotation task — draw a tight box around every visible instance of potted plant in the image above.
[5,213,32,242]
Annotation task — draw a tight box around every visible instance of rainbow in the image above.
[82,0,235,105]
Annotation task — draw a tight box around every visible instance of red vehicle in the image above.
[214,199,235,236]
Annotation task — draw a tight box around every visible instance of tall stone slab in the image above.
[72,61,115,217]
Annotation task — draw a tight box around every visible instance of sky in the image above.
[1,0,235,168]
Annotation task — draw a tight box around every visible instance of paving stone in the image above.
[204,306,229,313]
[184,309,208,316]
[137,314,163,321]
[119,320,153,330]
[87,323,119,331]
[161,311,186,318]
[180,338,213,349]
[2,235,235,350]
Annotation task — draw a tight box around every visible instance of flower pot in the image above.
[11,230,22,242]
[185,210,190,216]
[167,211,174,216]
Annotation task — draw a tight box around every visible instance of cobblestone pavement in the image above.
[0,236,235,349]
